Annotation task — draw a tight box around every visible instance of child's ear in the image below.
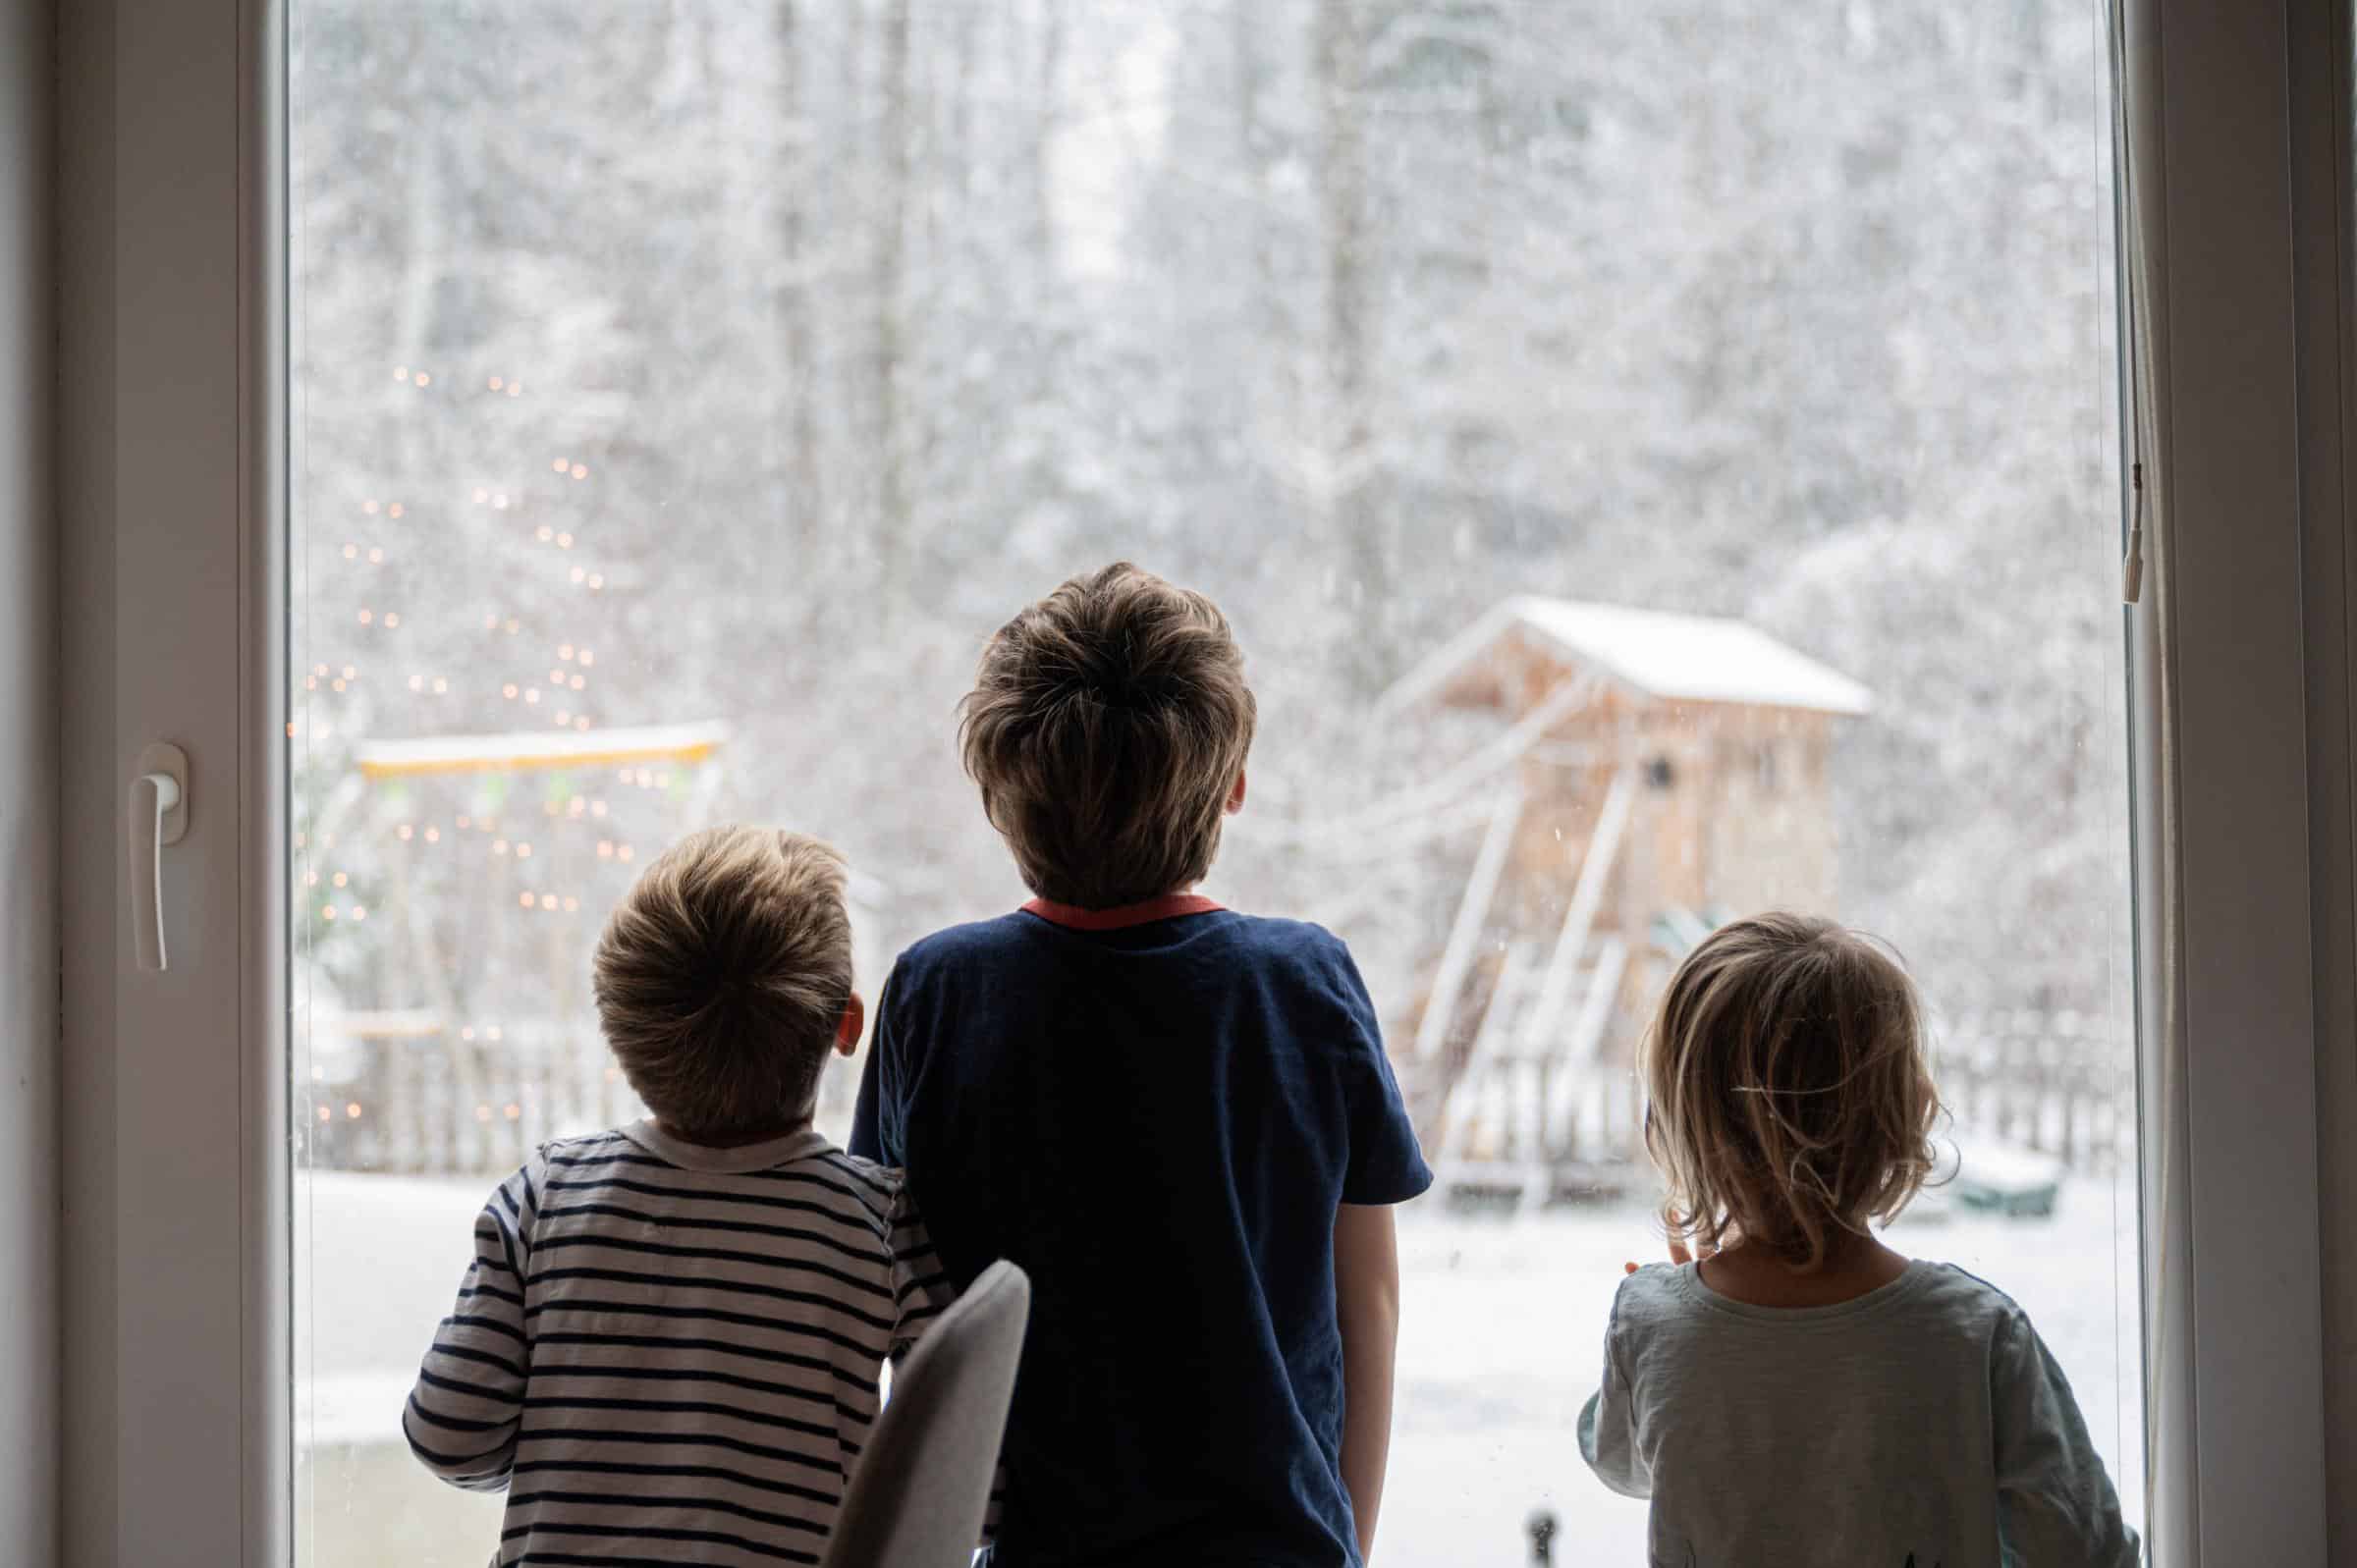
[1226,769,1247,816]
[834,992,865,1057]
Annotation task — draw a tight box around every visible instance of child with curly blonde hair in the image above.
[1580,912,2138,1566]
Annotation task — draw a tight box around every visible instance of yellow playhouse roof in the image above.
[354,720,730,781]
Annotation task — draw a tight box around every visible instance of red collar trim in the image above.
[1019,892,1225,931]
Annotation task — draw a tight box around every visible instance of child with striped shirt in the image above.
[404,826,956,1568]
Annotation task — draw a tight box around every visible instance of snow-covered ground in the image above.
[297,1172,2144,1567]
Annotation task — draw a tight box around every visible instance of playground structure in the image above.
[1377,597,1875,1206]
[304,721,732,1174]
[300,600,2129,1192]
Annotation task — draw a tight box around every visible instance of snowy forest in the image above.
[286,3,2142,1559]
[288,0,2128,1169]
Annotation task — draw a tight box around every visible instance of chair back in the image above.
[819,1260,1030,1568]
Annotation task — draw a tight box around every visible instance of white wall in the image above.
[1,0,57,1557]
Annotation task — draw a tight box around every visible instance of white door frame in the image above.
[2286,0,2357,1548]
[50,0,2339,1562]
[2122,0,2333,1560]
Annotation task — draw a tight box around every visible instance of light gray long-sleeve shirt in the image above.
[1579,1259,2140,1568]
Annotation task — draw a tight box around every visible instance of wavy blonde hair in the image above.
[1641,912,1941,1269]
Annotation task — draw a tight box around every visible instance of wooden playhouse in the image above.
[1379,597,1873,1203]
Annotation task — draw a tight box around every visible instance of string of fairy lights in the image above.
[294,377,608,741]
[302,798,655,915]
[295,361,686,1160]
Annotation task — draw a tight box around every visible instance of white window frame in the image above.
[50,0,2339,1562]
[2120,0,2335,1559]
[58,0,288,1562]
[2290,0,2357,1544]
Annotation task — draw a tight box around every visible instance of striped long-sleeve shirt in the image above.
[403,1121,953,1566]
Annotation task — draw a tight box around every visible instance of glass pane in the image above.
[289,2,2139,1562]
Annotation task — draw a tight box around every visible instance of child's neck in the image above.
[1697,1230,1910,1309]
[656,1116,812,1151]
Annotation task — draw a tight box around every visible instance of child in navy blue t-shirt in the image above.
[850,562,1432,1568]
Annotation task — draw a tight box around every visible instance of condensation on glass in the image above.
[289,3,2139,1562]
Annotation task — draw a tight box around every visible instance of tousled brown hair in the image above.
[959,562,1257,908]
[591,826,853,1140]
[1641,912,1942,1269]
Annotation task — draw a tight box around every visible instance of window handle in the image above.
[128,742,190,972]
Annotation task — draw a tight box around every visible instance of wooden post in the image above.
[1439,940,1537,1161]
[1518,765,1636,1057]
[1412,782,1524,1062]
[1543,933,1628,1146]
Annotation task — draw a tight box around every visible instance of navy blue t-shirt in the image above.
[848,897,1432,1568]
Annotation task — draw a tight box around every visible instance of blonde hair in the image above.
[959,562,1257,909]
[1641,912,1941,1269]
[591,826,853,1140]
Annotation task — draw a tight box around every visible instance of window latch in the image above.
[128,742,190,972]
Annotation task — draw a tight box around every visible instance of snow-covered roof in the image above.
[1382,597,1873,718]
[355,720,731,780]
